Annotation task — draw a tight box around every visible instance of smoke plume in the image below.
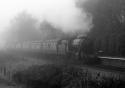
[0,0,93,43]
[38,0,93,33]
[5,0,93,33]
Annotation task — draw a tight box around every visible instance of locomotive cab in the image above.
[71,35,98,64]
[70,35,86,59]
[72,38,83,53]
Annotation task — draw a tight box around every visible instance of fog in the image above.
[0,0,95,46]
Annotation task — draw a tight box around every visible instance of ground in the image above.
[0,50,81,88]
[0,50,124,88]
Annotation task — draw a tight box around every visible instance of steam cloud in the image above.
[39,0,93,33]
[0,0,93,42]
[21,0,93,33]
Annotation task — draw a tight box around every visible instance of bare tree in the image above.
[6,11,41,43]
[39,20,65,40]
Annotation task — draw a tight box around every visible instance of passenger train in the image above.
[6,35,96,60]
[5,34,125,67]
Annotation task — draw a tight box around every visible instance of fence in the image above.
[0,65,16,82]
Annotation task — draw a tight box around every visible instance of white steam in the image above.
[0,0,92,33]
[39,0,93,33]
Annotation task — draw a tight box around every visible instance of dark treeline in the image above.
[79,0,125,56]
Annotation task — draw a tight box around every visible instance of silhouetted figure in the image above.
[56,40,61,56]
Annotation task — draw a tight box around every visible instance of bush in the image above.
[12,64,63,88]
[12,64,92,88]
[90,75,125,88]
[12,64,125,88]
